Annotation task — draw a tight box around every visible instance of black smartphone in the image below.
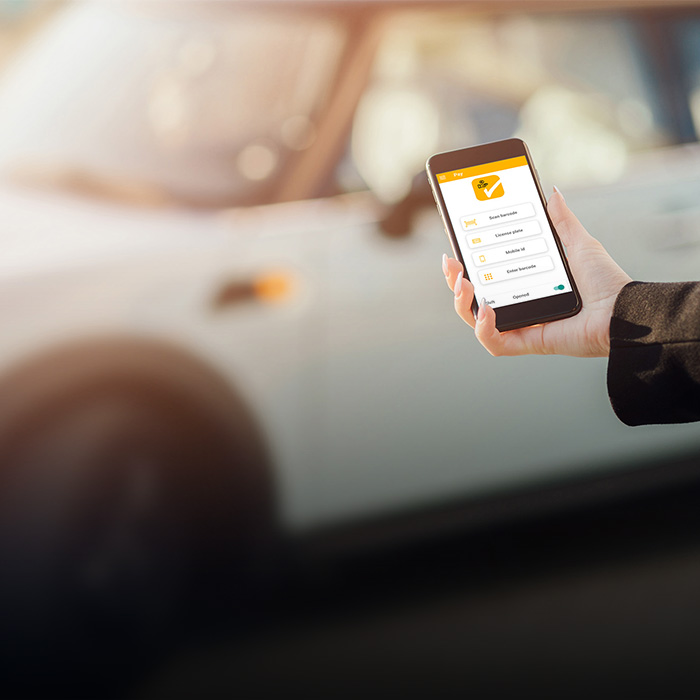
[426,138,581,331]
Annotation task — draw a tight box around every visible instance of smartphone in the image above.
[426,138,581,331]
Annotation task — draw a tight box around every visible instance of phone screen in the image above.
[435,155,571,311]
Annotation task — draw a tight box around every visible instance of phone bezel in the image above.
[426,138,581,332]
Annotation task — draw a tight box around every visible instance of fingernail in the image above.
[454,271,463,298]
[553,185,564,201]
[442,253,448,276]
[478,297,487,321]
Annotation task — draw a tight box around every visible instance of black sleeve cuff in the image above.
[607,281,700,426]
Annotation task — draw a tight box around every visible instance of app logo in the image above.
[472,174,504,200]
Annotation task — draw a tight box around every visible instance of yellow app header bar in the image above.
[436,156,528,183]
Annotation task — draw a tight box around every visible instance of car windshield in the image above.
[1,4,696,210]
[0,1,346,207]
[345,10,678,203]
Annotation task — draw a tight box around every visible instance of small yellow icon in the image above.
[471,237,481,244]
[484,272,494,281]
[479,255,486,263]
[438,174,446,181]
[472,175,504,201]
[464,218,477,228]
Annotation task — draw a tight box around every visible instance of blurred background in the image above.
[2,0,700,697]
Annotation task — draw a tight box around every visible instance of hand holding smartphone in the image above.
[426,138,581,332]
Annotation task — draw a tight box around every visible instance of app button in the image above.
[478,256,554,285]
[461,203,536,234]
[472,237,548,267]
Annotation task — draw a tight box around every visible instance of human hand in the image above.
[442,188,631,358]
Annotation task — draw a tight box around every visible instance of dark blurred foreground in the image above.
[4,444,700,698]
[142,459,700,699]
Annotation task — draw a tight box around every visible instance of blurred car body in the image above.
[5,1,700,696]
[1,0,700,584]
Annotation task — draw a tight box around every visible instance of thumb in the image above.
[547,188,593,249]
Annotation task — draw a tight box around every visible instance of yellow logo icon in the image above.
[472,175,504,201]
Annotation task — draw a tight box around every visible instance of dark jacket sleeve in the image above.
[607,281,700,426]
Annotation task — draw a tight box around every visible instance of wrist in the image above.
[598,278,633,357]
[598,317,611,357]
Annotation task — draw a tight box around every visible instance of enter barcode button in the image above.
[479,256,554,285]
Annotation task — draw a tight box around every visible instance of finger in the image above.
[442,255,463,292]
[473,302,548,356]
[473,300,507,355]
[547,188,596,250]
[453,271,476,328]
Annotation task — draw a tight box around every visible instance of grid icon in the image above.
[484,272,493,281]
